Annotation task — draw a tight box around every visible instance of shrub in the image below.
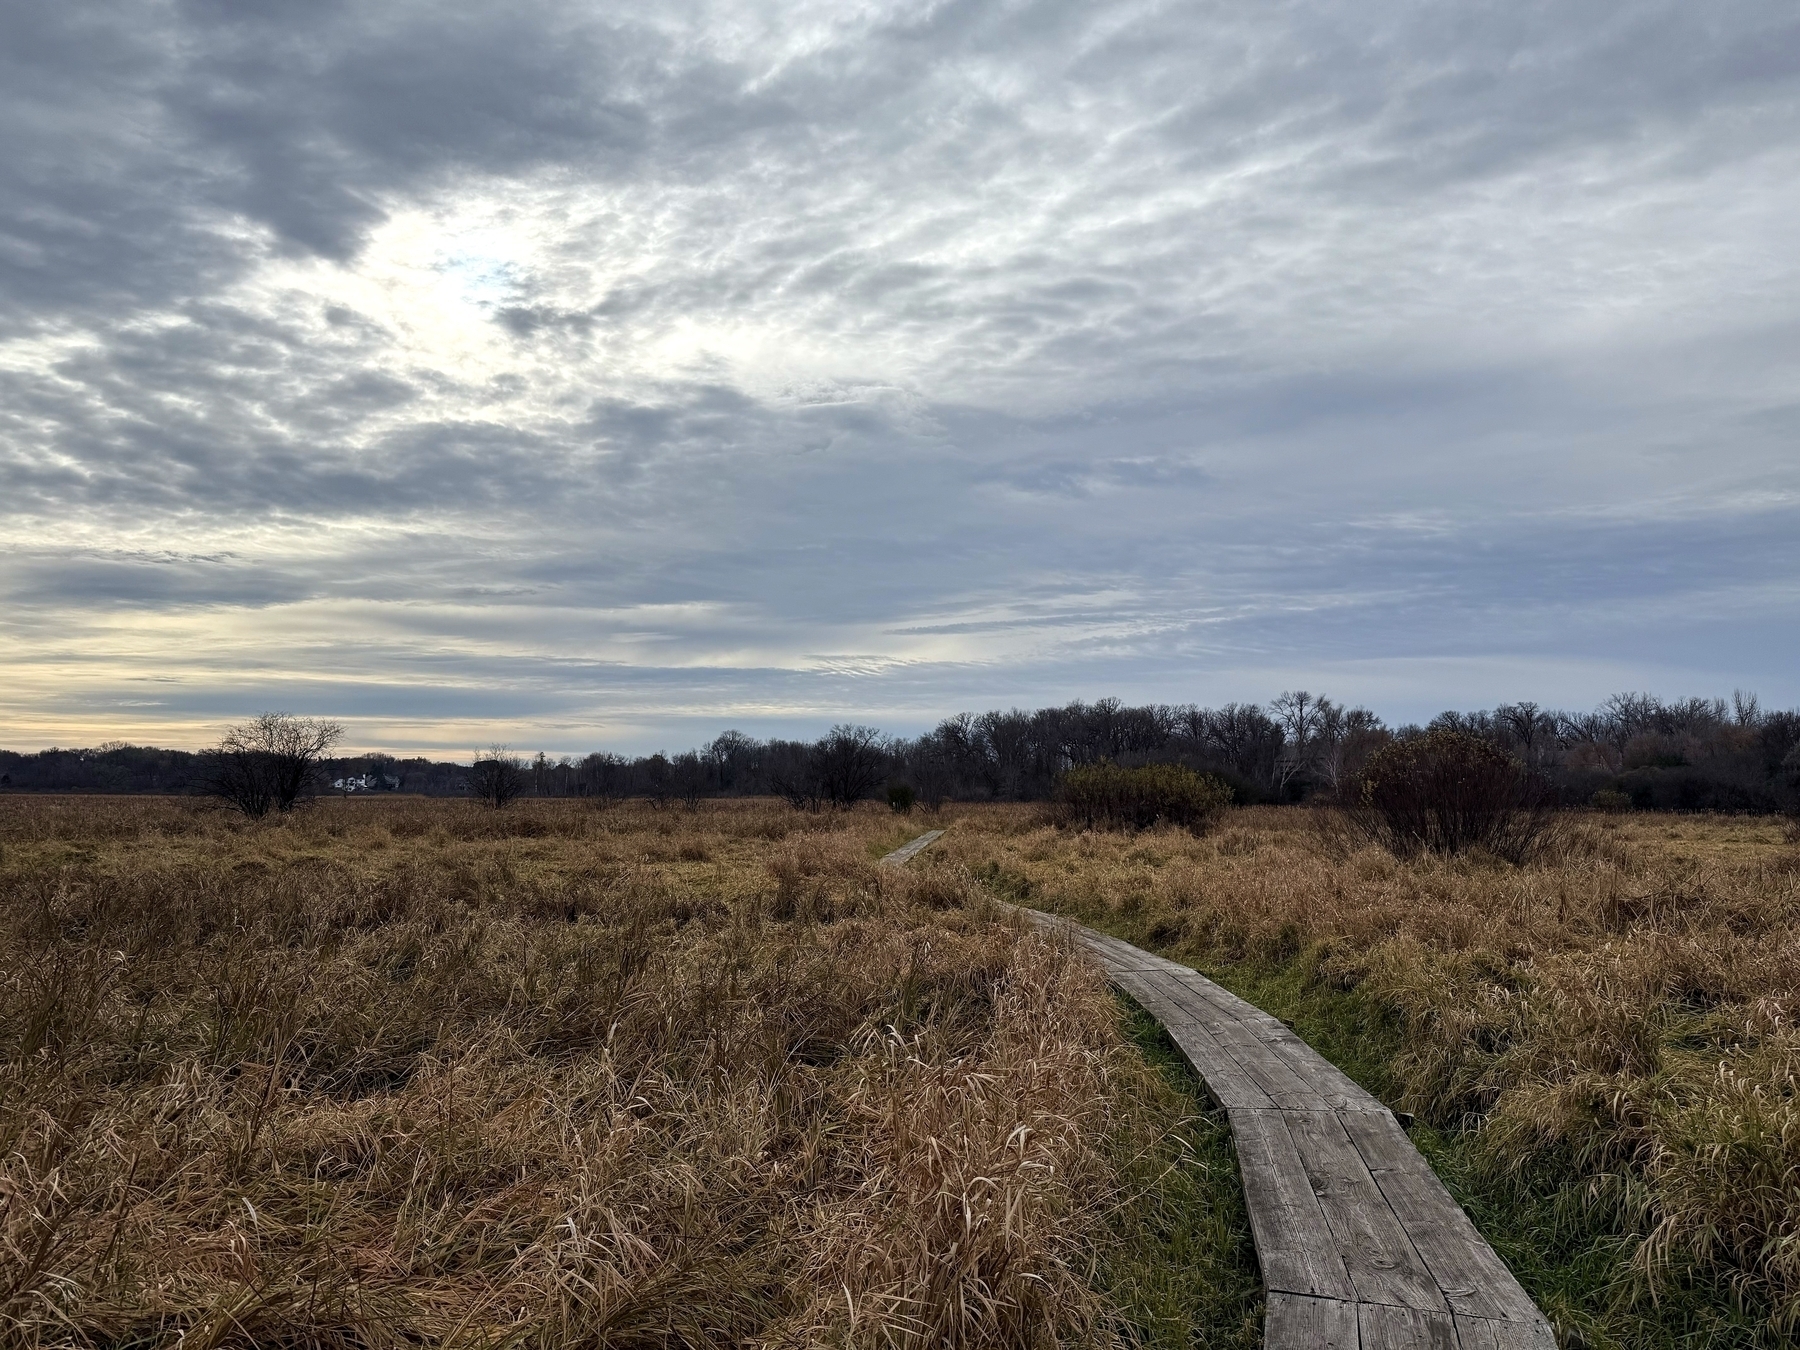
[1053,761,1233,833]
[206,712,343,817]
[1347,729,1557,862]
[1590,787,1632,813]
[468,744,525,808]
[886,782,916,813]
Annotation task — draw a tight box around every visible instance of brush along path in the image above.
[1032,919,1554,1350]
[882,831,1552,1350]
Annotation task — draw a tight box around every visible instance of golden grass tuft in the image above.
[0,797,1175,1349]
[945,806,1800,1335]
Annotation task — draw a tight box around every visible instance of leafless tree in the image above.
[208,712,344,818]
[469,745,525,808]
[1272,690,1324,794]
[673,751,708,808]
[811,724,889,808]
[1314,701,1386,795]
[705,730,758,792]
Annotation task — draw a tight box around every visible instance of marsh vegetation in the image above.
[0,797,1253,1349]
[947,806,1800,1346]
[6,791,1793,1348]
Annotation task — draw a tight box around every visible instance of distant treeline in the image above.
[4,690,1799,813]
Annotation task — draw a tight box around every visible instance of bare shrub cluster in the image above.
[205,712,343,817]
[1051,763,1234,834]
[0,797,1159,1349]
[944,807,1800,1341]
[1345,728,1559,863]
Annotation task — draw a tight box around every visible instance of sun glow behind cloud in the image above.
[2,1,1798,754]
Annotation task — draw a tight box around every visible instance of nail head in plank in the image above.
[1341,1112,1544,1327]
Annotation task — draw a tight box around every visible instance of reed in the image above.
[943,806,1800,1341]
[0,796,1204,1349]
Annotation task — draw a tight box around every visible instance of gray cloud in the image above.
[2,0,1797,752]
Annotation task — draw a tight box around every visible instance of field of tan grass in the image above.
[940,805,1800,1344]
[0,796,1247,1349]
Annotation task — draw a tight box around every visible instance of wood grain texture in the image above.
[1281,1108,1447,1312]
[1264,1293,1358,1350]
[1451,1313,1558,1350]
[1342,1111,1545,1327]
[1232,1107,1357,1301]
[1358,1301,1460,1350]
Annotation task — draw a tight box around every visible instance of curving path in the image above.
[884,831,1554,1350]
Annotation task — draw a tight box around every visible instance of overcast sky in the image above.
[3,1,1797,756]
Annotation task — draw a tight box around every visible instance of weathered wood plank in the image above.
[1243,1015,1387,1112]
[994,899,1553,1348]
[1019,913,1164,971]
[1358,1301,1459,1349]
[1072,927,1189,973]
[1342,1112,1545,1327]
[879,829,944,866]
[1145,977,1340,1110]
[1111,971,1278,1109]
[1283,1109,1447,1312]
[1452,1313,1557,1350]
[1232,1108,1356,1301]
[1264,1292,1358,1350]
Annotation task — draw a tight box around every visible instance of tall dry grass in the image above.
[942,806,1800,1337]
[0,797,1171,1349]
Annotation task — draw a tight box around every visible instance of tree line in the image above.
[3,689,1797,814]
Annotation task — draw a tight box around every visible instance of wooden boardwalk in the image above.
[882,833,1553,1350]
[1033,920,1553,1349]
[878,828,944,866]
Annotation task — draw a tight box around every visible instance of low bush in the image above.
[1053,762,1233,834]
[1347,729,1557,863]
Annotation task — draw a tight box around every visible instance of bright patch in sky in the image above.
[2,1,1797,754]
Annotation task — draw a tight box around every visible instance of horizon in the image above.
[1,683,1787,763]
[5,3,1797,755]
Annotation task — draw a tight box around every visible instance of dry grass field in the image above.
[0,796,1255,1350]
[942,806,1800,1347]
[14,794,1785,1348]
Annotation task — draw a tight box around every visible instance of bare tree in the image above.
[1733,689,1763,728]
[469,745,525,808]
[811,724,890,808]
[1315,702,1386,795]
[1272,690,1323,794]
[208,712,344,818]
[705,729,758,792]
[672,750,708,808]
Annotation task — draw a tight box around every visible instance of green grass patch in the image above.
[1111,943,1775,1350]
[1101,996,1263,1349]
[1185,959,1777,1350]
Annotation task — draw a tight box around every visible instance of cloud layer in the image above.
[4,0,1798,753]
